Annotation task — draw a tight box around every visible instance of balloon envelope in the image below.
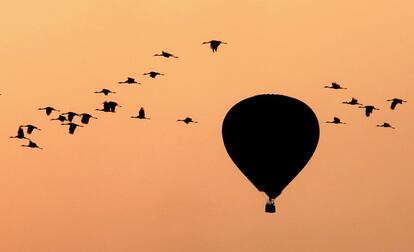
[222,94,320,199]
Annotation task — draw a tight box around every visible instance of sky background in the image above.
[1,1,413,251]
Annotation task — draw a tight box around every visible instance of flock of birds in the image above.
[324,82,407,128]
[6,40,226,150]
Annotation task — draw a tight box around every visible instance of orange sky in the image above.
[1,1,413,251]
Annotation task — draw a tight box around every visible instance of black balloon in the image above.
[222,94,319,211]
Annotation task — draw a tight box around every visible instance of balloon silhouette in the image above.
[222,94,319,213]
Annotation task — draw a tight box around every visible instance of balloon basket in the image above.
[265,200,276,213]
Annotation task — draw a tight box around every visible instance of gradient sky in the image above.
[1,1,413,251]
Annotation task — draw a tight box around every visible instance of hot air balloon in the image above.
[222,94,320,213]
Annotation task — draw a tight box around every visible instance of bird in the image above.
[118,77,140,85]
[96,101,112,112]
[21,140,42,149]
[79,113,97,124]
[143,71,164,78]
[61,112,80,122]
[202,40,227,52]
[154,51,179,58]
[38,106,60,116]
[325,117,346,124]
[61,122,83,134]
[324,82,347,89]
[20,124,41,134]
[107,101,121,112]
[95,89,116,96]
[342,97,362,105]
[359,105,380,117]
[376,122,395,129]
[51,115,68,122]
[386,98,407,110]
[177,117,198,124]
[131,107,150,119]
[10,127,29,139]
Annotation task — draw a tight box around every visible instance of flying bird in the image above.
[118,77,140,85]
[154,51,179,58]
[342,97,362,105]
[359,105,380,117]
[20,124,41,134]
[202,40,227,52]
[324,82,347,89]
[51,115,68,122]
[21,140,43,149]
[61,112,80,122]
[79,113,97,124]
[10,127,29,139]
[386,98,407,110]
[326,117,346,124]
[61,122,83,134]
[95,89,116,96]
[107,101,121,112]
[376,122,395,129]
[96,101,112,112]
[143,71,164,78]
[177,117,198,124]
[131,107,150,119]
[38,106,60,116]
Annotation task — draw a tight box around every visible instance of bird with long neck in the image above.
[143,71,164,78]
[20,124,41,134]
[61,112,80,122]
[10,127,29,139]
[202,40,227,52]
[61,122,83,134]
[326,117,346,124]
[131,107,150,120]
[51,115,68,122]
[38,106,60,116]
[324,82,347,89]
[95,89,116,96]
[177,117,198,124]
[376,122,395,129]
[21,140,43,150]
[342,97,362,105]
[154,51,179,58]
[118,77,140,85]
[79,113,97,124]
[359,105,380,117]
[386,98,407,110]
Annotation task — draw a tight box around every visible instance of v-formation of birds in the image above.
[7,40,228,149]
[324,82,407,128]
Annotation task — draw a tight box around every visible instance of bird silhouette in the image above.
[61,112,80,122]
[326,117,346,124]
[386,98,407,110]
[107,101,121,112]
[51,115,68,122]
[154,51,179,58]
[118,77,140,85]
[342,97,362,105]
[79,113,97,124]
[359,105,380,117]
[324,82,347,89]
[376,122,395,129]
[131,107,150,119]
[177,117,198,124]
[20,124,41,134]
[61,122,83,134]
[38,106,60,116]
[95,89,116,96]
[143,71,164,78]
[202,40,227,52]
[10,127,29,139]
[21,140,42,149]
[96,101,112,112]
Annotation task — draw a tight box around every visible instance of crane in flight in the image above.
[38,106,60,116]
[10,127,29,139]
[342,97,362,105]
[386,98,407,110]
[51,115,68,122]
[95,89,116,96]
[61,112,80,122]
[143,71,164,78]
[324,82,347,89]
[325,117,346,124]
[118,77,140,85]
[131,107,150,120]
[376,122,395,129]
[21,140,43,149]
[202,40,227,52]
[79,113,97,124]
[154,51,179,58]
[359,105,380,117]
[177,117,198,124]
[61,122,83,134]
[20,124,41,134]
